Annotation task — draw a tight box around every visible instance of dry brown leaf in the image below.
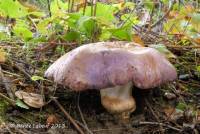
[164,106,183,121]
[15,90,45,108]
[0,49,6,63]
[197,110,200,122]
[168,11,179,19]
[132,34,145,47]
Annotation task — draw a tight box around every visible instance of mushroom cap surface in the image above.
[45,41,177,91]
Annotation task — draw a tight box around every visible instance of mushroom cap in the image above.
[45,41,177,91]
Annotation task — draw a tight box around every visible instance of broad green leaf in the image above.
[77,16,98,37]
[143,0,154,11]
[83,2,117,23]
[67,13,82,28]
[16,99,29,109]
[37,18,53,35]
[108,23,133,41]
[63,31,80,41]
[190,13,200,32]
[13,19,33,41]
[50,0,68,15]
[0,0,28,18]
[0,32,9,40]
[31,75,45,81]
[99,29,111,41]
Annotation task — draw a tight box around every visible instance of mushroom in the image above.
[45,41,177,119]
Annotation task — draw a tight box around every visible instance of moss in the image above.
[0,99,9,124]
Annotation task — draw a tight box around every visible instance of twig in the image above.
[13,63,40,86]
[47,0,51,17]
[151,0,175,28]
[27,16,37,31]
[2,70,21,77]
[0,93,16,105]
[0,66,15,100]
[77,93,93,134]
[0,41,77,46]
[144,98,160,121]
[51,97,85,134]
[92,127,126,132]
[83,0,87,15]
[137,121,182,132]
[144,98,164,134]
[75,120,94,134]
[166,45,200,49]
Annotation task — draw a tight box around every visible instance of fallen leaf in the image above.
[0,49,6,63]
[164,106,184,121]
[197,111,200,122]
[31,75,45,81]
[15,91,45,108]
[132,34,145,47]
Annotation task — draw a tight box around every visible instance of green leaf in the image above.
[77,16,97,37]
[144,0,154,11]
[176,102,187,111]
[37,18,52,35]
[108,23,133,41]
[50,0,68,15]
[83,2,117,23]
[99,29,111,41]
[190,13,200,32]
[16,99,29,109]
[67,13,82,28]
[13,26,33,41]
[31,75,45,81]
[63,31,80,41]
[0,0,28,18]
[0,32,9,40]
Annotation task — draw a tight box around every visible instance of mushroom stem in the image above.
[100,82,136,119]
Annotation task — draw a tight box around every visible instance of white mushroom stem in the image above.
[100,82,136,119]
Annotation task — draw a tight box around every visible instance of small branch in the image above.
[82,0,87,15]
[51,97,85,134]
[47,0,51,17]
[0,66,16,100]
[151,0,175,28]
[27,16,37,31]
[13,63,40,86]
[144,98,164,134]
[136,121,182,132]
[0,93,16,106]
[166,45,200,49]
[77,93,93,134]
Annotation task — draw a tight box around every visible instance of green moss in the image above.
[0,99,9,124]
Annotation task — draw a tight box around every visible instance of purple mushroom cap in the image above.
[45,41,177,91]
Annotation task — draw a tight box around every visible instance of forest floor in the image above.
[0,40,199,134]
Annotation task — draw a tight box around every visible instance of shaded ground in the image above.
[0,42,200,134]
